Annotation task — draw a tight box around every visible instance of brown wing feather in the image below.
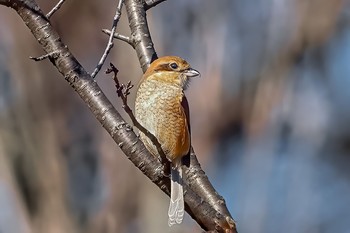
[181,95,191,135]
[176,95,191,157]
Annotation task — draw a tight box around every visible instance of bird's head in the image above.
[143,56,200,90]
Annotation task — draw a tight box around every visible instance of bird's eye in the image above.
[170,62,178,70]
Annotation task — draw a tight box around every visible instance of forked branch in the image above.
[0,0,237,232]
[102,29,135,48]
[91,0,124,78]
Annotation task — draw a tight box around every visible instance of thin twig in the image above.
[29,51,59,61]
[91,0,124,79]
[46,0,66,19]
[102,29,134,48]
[105,63,169,168]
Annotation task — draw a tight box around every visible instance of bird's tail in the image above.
[168,160,184,226]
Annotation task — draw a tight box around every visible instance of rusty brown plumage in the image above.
[135,56,200,226]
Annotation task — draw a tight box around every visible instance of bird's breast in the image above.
[135,80,190,161]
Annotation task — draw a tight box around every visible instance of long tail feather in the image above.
[168,160,184,226]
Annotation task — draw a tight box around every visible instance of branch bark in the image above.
[144,0,167,10]
[0,0,237,232]
[124,0,157,72]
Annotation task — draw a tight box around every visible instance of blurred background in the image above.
[0,0,350,232]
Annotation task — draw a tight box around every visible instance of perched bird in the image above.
[135,56,200,226]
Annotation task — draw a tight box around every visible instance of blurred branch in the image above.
[91,0,124,78]
[0,0,237,232]
[46,0,66,19]
[144,0,167,10]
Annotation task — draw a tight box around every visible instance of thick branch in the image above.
[2,0,237,232]
[124,0,157,72]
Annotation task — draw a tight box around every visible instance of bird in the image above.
[135,56,200,226]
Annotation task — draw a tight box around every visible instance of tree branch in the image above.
[124,0,157,72]
[102,29,135,48]
[91,0,124,78]
[0,0,237,232]
[46,0,66,19]
[144,0,167,10]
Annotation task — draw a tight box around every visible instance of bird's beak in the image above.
[183,68,201,78]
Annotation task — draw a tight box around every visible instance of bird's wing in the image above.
[179,94,191,156]
[181,95,191,135]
